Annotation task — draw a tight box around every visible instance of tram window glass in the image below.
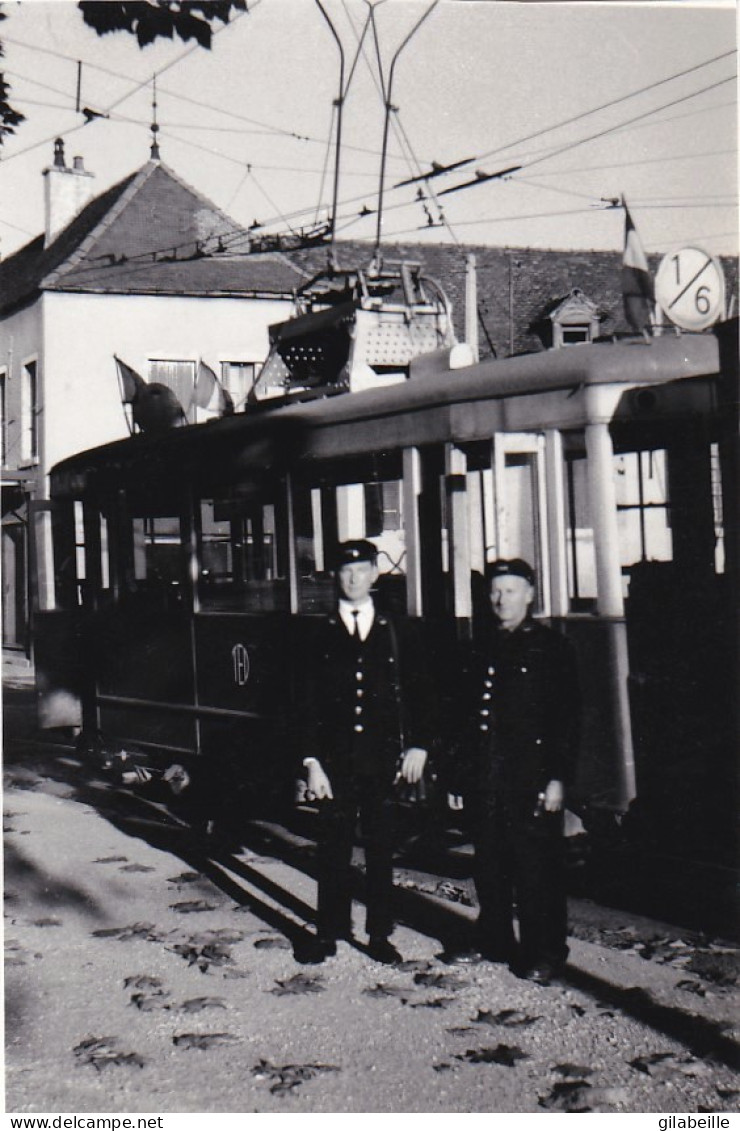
[74,502,85,602]
[564,454,597,607]
[295,477,407,614]
[100,515,111,592]
[615,450,672,569]
[131,516,184,596]
[198,497,287,612]
[148,360,196,422]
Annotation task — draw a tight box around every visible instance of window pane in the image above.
[565,454,597,605]
[199,496,288,612]
[296,477,407,614]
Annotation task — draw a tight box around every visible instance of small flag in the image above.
[622,203,654,334]
[115,356,146,403]
[191,360,235,416]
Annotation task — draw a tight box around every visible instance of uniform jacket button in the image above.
[354,724,364,733]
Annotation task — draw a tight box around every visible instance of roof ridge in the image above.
[41,163,156,289]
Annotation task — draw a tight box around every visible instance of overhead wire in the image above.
[474,47,736,166]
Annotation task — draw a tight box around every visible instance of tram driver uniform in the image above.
[298,539,432,965]
[447,558,580,984]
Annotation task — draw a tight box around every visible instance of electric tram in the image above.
[33,308,737,848]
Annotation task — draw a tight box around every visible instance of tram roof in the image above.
[51,332,721,496]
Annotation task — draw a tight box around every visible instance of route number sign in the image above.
[655,247,725,331]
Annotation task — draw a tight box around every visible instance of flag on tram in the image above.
[191,360,235,417]
[115,356,146,403]
[622,203,654,334]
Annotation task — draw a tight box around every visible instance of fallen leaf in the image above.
[456,1044,528,1067]
[251,1058,339,1095]
[271,973,325,996]
[30,917,62,928]
[123,974,164,990]
[539,1081,592,1112]
[73,1036,145,1071]
[130,992,171,1012]
[93,856,128,864]
[173,1032,240,1050]
[180,997,227,1013]
[414,971,468,990]
[120,864,155,874]
[170,901,219,914]
[475,1008,541,1028]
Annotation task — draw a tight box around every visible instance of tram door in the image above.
[445,433,551,624]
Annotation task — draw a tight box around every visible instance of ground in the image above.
[3,653,740,1115]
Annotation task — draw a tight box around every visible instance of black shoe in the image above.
[443,947,483,966]
[300,935,337,964]
[367,937,403,965]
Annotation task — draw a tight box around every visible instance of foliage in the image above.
[0,2,247,147]
[0,8,25,146]
[78,1,247,48]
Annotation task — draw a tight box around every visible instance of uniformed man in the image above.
[299,539,432,964]
[446,558,580,984]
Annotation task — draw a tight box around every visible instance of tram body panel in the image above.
[39,330,734,829]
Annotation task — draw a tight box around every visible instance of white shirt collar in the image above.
[338,598,375,641]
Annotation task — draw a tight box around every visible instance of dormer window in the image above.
[550,288,601,348]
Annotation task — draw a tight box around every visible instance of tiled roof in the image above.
[288,240,738,358]
[0,162,307,316]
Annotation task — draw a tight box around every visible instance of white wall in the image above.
[0,302,44,477]
[41,290,294,479]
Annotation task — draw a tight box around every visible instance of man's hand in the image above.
[398,747,427,784]
[306,760,334,801]
[447,793,464,811]
[163,764,190,795]
[543,779,564,812]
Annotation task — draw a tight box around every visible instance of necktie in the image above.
[351,609,360,637]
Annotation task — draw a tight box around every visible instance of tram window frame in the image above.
[564,449,597,611]
[614,449,673,570]
[197,487,289,614]
[292,456,408,615]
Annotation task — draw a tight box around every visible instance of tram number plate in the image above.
[231,643,251,686]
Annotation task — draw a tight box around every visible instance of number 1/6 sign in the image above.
[655,246,725,331]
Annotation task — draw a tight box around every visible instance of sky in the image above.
[0,0,737,261]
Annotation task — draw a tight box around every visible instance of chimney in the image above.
[43,139,95,246]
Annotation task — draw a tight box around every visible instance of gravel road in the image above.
[5,748,739,1115]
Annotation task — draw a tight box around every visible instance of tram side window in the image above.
[564,454,597,608]
[198,497,288,612]
[295,478,407,614]
[615,450,672,571]
[131,515,184,598]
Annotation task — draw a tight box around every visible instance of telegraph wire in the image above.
[438,74,736,200]
[474,47,736,166]
[520,146,738,181]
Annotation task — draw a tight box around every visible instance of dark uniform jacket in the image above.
[299,609,435,790]
[448,618,580,806]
